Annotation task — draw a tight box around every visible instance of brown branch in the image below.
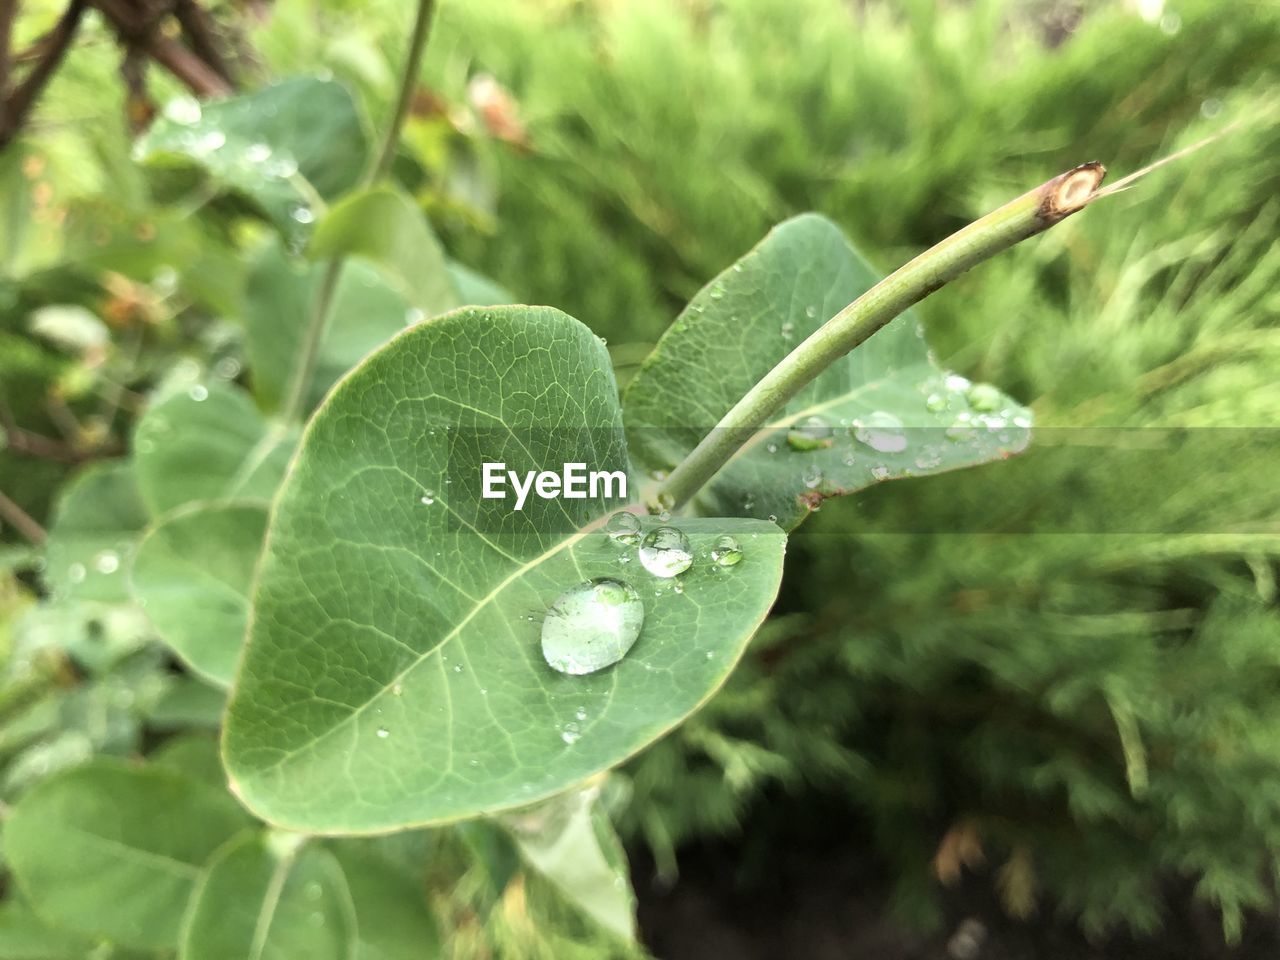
[0,0,87,150]
[0,489,46,545]
[89,0,230,96]
[172,0,234,89]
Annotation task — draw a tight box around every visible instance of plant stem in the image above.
[655,162,1108,512]
[279,0,437,424]
[0,489,46,545]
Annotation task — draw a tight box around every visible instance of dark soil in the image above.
[634,796,1280,960]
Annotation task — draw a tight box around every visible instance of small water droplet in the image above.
[94,551,120,574]
[787,415,833,451]
[709,283,725,300]
[188,384,208,402]
[541,578,645,675]
[802,464,823,489]
[604,511,642,545]
[67,562,86,584]
[163,96,201,125]
[392,683,403,696]
[1159,11,1181,34]
[966,383,1004,412]
[853,411,907,453]
[420,492,436,505]
[453,664,462,673]
[376,727,390,739]
[245,142,272,163]
[710,535,742,567]
[925,392,947,412]
[290,205,315,224]
[780,321,795,340]
[575,706,587,721]
[639,527,693,578]
[561,723,581,744]
[870,465,891,481]
[944,374,972,393]
[804,305,818,319]
[214,357,241,379]
[305,882,323,901]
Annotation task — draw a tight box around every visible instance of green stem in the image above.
[655,162,1108,512]
[279,0,437,424]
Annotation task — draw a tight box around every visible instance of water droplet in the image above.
[604,511,642,545]
[853,411,907,453]
[196,130,225,152]
[453,664,462,674]
[804,305,818,319]
[1159,11,1181,34]
[245,142,272,163]
[541,578,644,675]
[710,535,742,567]
[304,882,323,901]
[766,442,779,454]
[966,383,1004,412]
[163,96,201,125]
[639,527,693,578]
[802,464,823,489]
[944,374,972,393]
[188,384,208,402]
[420,491,435,505]
[392,682,403,696]
[214,357,241,379]
[376,727,390,739]
[870,465,891,481]
[561,723,581,744]
[94,551,120,574]
[787,415,833,451]
[290,205,315,225]
[575,706,587,721]
[67,562,86,584]
[780,321,795,340]
[925,392,947,412]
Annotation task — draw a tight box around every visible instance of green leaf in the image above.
[447,261,514,307]
[133,382,297,514]
[331,846,442,960]
[150,733,226,787]
[223,306,785,832]
[145,676,228,731]
[500,782,636,940]
[42,461,148,604]
[131,501,269,687]
[309,187,459,316]
[138,79,369,244]
[623,214,1032,528]
[244,242,412,414]
[181,833,356,960]
[0,897,92,960]
[4,760,251,950]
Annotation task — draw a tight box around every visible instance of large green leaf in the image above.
[309,187,459,316]
[3,760,251,950]
[0,897,92,960]
[223,307,785,832]
[331,846,442,960]
[623,214,1032,528]
[131,502,269,687]
[41,460,148,604]
[133,381,297,514]
[244,241,412,414]
[137,79,369,244]
[181,833,355,960]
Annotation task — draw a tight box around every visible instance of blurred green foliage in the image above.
[1,0,1279,953]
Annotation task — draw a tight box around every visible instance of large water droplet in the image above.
[604,511,642,545]
[541,578,644,675]
[94,551,120,574]
[710,535,742,567]
[966,383,1004,412]
[786,415,833,451]
[638,527,693,578]
[853,411,907,453]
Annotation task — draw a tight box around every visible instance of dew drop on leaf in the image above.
[541,578,645,675]
[786,415,833,451]
[966,383,1004,412]
[376,727,390,739]
[604,511,641,545]
[710,535,742,567]
[93,551,119,574]
[853,411,907,453]
[638,527,693,578]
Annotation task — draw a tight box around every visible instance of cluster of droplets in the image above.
[538,513,745,680]
[762,369,1031,492]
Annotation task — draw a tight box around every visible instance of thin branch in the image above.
[280,0,438,423]
[654,163,1109,512]
[0,489,46,545]
[0,0,86,149]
